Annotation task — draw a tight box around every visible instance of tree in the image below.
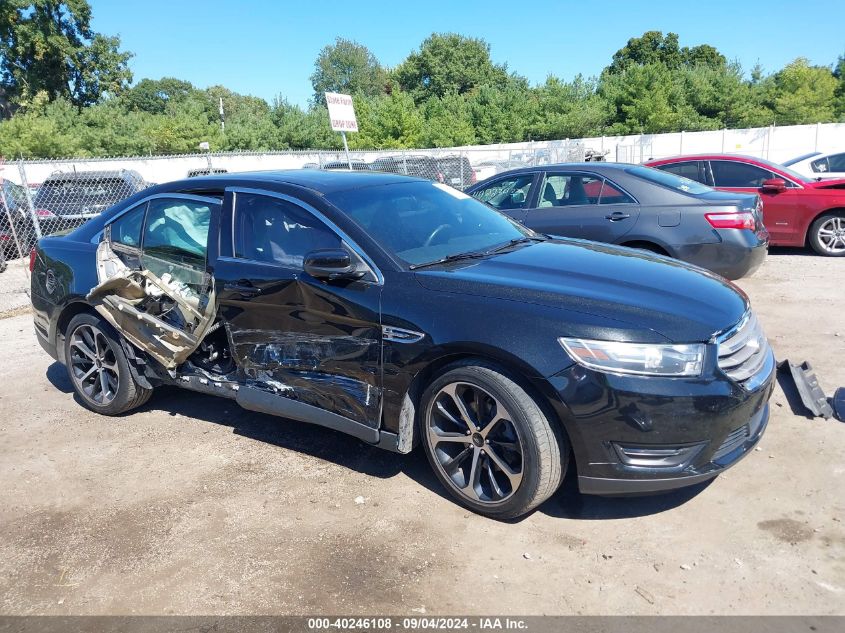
[420,92,475,147]
[121,78,197,114]
[394,33,512,103]
[606,31,725,74]
[770,58,837,124]
[350,90,423,148]
[0,1,132,109]
[310,37,386,104]
[530,75,610,140]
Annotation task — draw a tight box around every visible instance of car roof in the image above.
[484,161,639,175]
[158,169,427,196]
[783,152,821,166]
[646,154,768,164]
[42,169,142,181]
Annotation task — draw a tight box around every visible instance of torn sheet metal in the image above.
[777,360,834,419]
[87,240,217,369]
[232,328,380,427]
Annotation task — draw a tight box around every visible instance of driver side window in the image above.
[471,175,534,210]
[537,173,602,208]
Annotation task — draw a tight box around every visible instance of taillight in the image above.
[705,212,755,230]
[29,247,37,272]
[35,208,55,217]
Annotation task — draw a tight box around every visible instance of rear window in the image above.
[627,166,712,194]
[35,178,132,203]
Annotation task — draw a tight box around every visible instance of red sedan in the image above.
[645,154,845,256]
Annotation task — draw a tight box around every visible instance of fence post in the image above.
[459,150,464,188]
[721,128,726,153]
[680,130,685,155]
[18,159,42,240]
[815,122,820,151]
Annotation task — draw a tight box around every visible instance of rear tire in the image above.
[420,360,567,519]
[808,212,845,256]
[64,313,153,415]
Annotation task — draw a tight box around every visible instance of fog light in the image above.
[612,442,706,470]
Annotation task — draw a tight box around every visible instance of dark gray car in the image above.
[465,162,769,279]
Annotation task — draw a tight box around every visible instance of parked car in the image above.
[187,168,228,178]
[32,170,147,236]
[321,159,371,171]
[473,160,531,182]
[370,155,443,181]
[32,171,774,519]
[436,155,477,189]
[783,151,845,181]
[1,179,37,258]
[645,155,845,256]
[466,163,768,279]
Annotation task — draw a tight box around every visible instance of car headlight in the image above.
[559,337,705,377]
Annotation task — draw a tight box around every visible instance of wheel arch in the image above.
[618,239,672,256]
[804,207,845,247]
[395,346,578,472]
[54,301,100,364]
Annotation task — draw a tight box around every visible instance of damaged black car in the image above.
[31,171,775,519]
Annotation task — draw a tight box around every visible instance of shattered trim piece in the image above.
[777,359,834,419]
[383,325,425,344]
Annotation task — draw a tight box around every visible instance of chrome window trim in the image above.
[708,160,804,189]
[89,192,223,244]
[226,186,384,286]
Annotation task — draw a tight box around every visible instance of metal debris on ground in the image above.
[777,360,835,419]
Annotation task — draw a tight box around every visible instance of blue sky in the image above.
[90,0,845,107]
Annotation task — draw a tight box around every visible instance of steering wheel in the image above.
[424,224,452,247]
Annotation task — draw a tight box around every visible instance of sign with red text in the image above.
[325,92,358,132]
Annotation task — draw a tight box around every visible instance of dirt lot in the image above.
[0,248,843,616]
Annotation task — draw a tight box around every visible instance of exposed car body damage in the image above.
[32,171,774,518]
[87,239,217,369]
[232,328,381,426]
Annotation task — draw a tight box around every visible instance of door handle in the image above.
[605,212,631,221]
[224,280,262,297]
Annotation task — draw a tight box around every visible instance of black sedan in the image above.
[31,171,774,519]
[466,163,769,279]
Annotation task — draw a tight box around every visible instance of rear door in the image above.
[523,171,639,242]
[708,160,808,244]
[213,188,384,432]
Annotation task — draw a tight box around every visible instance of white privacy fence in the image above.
[2,122,845,273]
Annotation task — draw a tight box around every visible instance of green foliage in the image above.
[0,1,132,107]
[0,27,843,158]
[769,58,838,124]
[394,33,512,103]
[310,37,387,104]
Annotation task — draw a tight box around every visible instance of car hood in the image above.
[414,240,749,343]
[804,178,845,190]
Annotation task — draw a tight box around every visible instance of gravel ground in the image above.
[0,248,842,615]
[0,257,31,316]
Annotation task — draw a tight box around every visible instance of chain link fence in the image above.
[1,141,592,283]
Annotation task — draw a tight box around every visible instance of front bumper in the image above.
[547,354,775,496]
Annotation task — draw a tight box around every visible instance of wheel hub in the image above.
[426,381,525,505]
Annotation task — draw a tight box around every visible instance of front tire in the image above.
[64,313,153,415]
[809,212,845,256]
[420,361,567,519]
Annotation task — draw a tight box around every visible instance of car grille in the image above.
[716,312,773,390]
[712,424,749,460]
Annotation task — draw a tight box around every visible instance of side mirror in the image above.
[511,190,526,205]
[761,178,786,192]
[303,248,365,281]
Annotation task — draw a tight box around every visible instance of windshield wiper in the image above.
[483,235,548,255]
[408,250,488,270]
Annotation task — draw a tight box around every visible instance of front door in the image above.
[213,189,383,431]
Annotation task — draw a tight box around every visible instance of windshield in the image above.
[327,181,532,266]
[783,152,820,167]
[626,165,713,194]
